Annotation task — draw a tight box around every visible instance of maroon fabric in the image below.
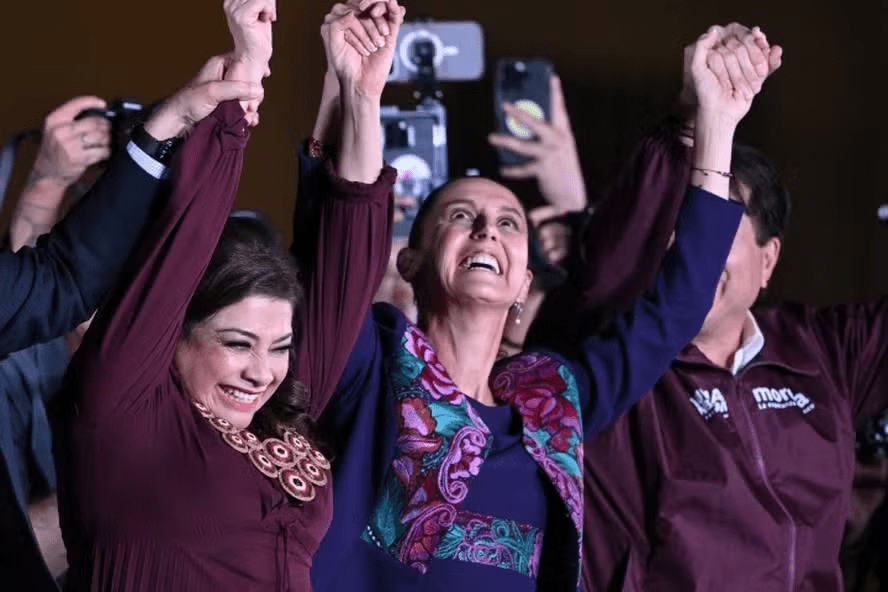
[582,301,888,592]
[526,128,691,347]
[56,103,394,591]
[527,128,888,591]
[294,160,396,419]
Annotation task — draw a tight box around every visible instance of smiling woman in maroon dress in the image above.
[54,1,401,590]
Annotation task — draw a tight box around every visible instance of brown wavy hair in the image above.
[182,213,313,441]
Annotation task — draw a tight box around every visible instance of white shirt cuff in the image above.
[126,140,167,180]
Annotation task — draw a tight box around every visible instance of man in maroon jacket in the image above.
[527,25,881,592]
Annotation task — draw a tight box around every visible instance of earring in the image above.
[511,301,524,325]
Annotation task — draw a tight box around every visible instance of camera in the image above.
[388,21,484,83]
[0,98,147,211]
[76,98,146,157]
[383,19,484,237]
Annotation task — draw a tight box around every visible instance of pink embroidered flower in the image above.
[405,328,436,364]
[549,426,575,452]
[519,389,575,434]
[448,434,484,480]
[494,354,582,441]
[401,504,456,571]
[443,427,485,480]
[405,327,463,401]
[405,521,438,568]
[397,432,442,458]
[420,363,461,401]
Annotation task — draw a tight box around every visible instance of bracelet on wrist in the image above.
[691,166,732,178]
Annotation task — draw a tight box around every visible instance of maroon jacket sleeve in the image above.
[580,413,651,592]
[527,127,691,348]
[69,102,249,422]
[806,300,888,428]
[292,157,396,420]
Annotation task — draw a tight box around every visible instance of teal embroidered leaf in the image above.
[392,352,425,392]
[368,477,409,548]
[557,365,582,409]
[430,405,471,439]
[547,451,582,478]
[436,523,465,558]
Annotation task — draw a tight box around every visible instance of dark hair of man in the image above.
[182,215,310,441]
[729,143,791,246]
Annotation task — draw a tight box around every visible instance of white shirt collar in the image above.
[730,311,765,375]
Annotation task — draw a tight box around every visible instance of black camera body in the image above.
[76,98,145,156]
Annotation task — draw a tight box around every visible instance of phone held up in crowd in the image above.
[493,57,553,167]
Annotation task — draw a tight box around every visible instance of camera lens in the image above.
[410,39,436,66]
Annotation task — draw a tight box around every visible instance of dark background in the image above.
[1,0,885,306]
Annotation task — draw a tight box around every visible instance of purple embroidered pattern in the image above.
[362,325,493,573]
[362,324,583,583]
[492,353,584,560]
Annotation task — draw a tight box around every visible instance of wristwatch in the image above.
[130,124,181,165]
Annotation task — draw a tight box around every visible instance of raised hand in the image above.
[224,0,275,78]
[32,96,112,188]
[528,205,573,267]
[9,97,112,251]
[321,0,406,98]
[679,23,781,124]
[223,0,275,123]
[487,74,587,214]
[691,25,780,126]
[144,54,264,140]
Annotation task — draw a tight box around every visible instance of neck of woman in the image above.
[424,305,507,406]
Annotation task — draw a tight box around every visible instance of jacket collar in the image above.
[676,310,821,377]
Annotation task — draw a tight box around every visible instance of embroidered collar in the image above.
[364,323,583,586]
[191,400,330,503]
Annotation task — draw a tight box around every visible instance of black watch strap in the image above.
[130,124,181,165]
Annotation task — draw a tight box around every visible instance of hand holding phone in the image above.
[489,67,587,213]
[493,58,553,167]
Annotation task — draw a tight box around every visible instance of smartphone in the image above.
[380,102,449,237]
[494,58,553,167]
[389,21,485,83]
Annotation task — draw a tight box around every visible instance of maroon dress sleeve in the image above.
[292,159,397,420]
[69,102,249,422]
[527,127,691,347]
[573,128,691,307]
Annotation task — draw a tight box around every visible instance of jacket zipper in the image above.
[737,388,797,592]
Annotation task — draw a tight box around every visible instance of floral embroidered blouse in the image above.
[308,186,743,592]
